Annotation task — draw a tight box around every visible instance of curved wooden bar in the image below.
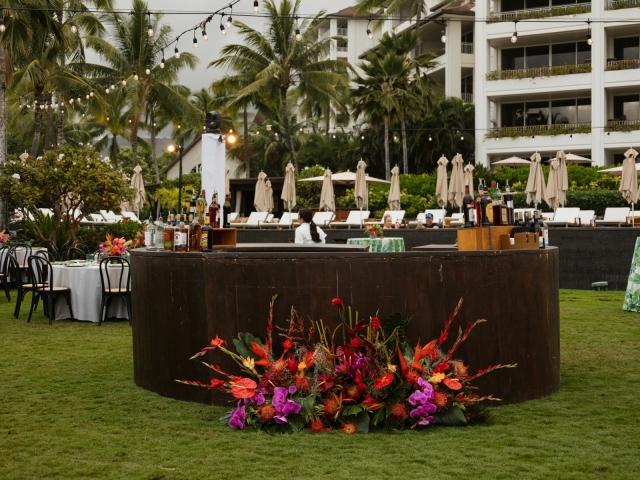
[130,247,560,406]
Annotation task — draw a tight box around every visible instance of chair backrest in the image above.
[541,212,555,221]
[27,255,53,292]
[344,210,370,225]
[121,211,140,222]
[99,256,131,294]
[8,243,32,264]
[6,254,24,288]
[228,212,239,222]
[380,210,405,223]
[245,212,269,226]
[578,210,595,225]
[100,210,121,222]
[312,211,335,226]
[603,207,631,222]
[278,212,297,226]
[33,249,56,262]
[39,240,60,261]
[66,246,86,261]
[451,213,464,220]
[266,213,274,223]
[551,208,581,222]
[424,210,446,224]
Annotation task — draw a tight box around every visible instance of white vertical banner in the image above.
[201,134,226,205]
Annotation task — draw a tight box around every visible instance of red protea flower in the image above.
[258,404,276,422]
[269,359,287,376]
[389,402,409,422]
[294,375,311,393]
[433,391,450,411]
[341,422,357,435]
[451,360,468,378]
[371,316,381,332]
[404,369,421,386]
[323,398,341,417]
[345,384,360,400]
[309,419,329,433]
[259,372,279,392]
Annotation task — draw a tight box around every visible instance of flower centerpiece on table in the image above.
[99,234,132,256]
[177,296,516,434]
[0,231,11,246]
[364,224,383,239]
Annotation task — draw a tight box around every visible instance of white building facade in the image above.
[476,0,640,167]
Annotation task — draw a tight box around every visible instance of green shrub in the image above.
[511,190,629,216]
[75,222,144,252]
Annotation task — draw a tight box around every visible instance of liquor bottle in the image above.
[223,195,231,228]
[462,184,475,227]
[538,209,548,248]
[190,210,202,252]
[475,180,485,227]
[209,190,220,229]
[196,190,207,220]
[154,215,164,250]
[504,180,514,226]
[145,215,155,247]
[174,215,188,252]
[533,210,542,248]
[189,192,196,222]
[481,181,492,226]
[163,213,174,251]
[490,181,501,226]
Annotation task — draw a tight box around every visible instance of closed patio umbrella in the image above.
[131,165,146,216]
[546,159,560,209]
[556,150,568,207]
[463,163,475,199]
[254,171,268,212]
[388,165,401,210]
[355,160,368,210]
[525,152,547,206]
[319,168,335,212]
[265,179,274,214]
[435,155,449,209]
[281,162,296,227]
[448,154,465,209]
[620,148,639,217]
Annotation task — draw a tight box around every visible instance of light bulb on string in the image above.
[193,31,198,49]
[0,18,5,33]
[147,11,154,37]
[40,104,44,110]
[220,22,226,36]
[175,45,180,59]
[607,131,611,138]
[90,90,94,97]
[461,135,464,141]
[110,81,115,90]
[366,19,373,39]
[254,0,259,13]
[361,135,365,140]
[86,93,90,99]
[70,20,77,34]
[133,71,138,81]
[569,134,573,141]
[429,135,432,141]
[441,29,446,44]
[160,50,165,68]
[145,65,151,75]
[227,11,233,29]
[77,96,81,103]
[69,98,74,104]
[106,116,110,121]
[511,21,518,43]
[586,19,592,46]
[105,86,110,94]
[121,77,126,86]
[202,28,208,41]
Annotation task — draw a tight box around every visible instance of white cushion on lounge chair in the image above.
[100,210,122,223]
[121,211,140,222]
[312,211,335,226]
[545,208,581,226]
[260,212,299,228]
[237,211,269,228]
[451,213,464,220]
[228,212,238,221]
[542,212,554,221]
[596,207,631,226]
[577,210,595,226]
[330,210,371,227]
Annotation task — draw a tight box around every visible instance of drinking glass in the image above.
[85,254,95,265]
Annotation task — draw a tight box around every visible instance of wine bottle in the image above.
[490,181,501,226]
[189,192,196,223]
[223,195,231,228]
[462,184,474,227]
[209,191,220,229]
[163,213,174,251]
[154,215,164,250]
[475,180,484,228]
[481,181,492,226]
[190,210,202,252]
[538,209,547,248]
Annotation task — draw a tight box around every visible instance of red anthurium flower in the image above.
[210,335,225,348]
[433,359,450,374]
[332,298,343,308]
[209,378,225,389]
[443,378,462,390]
[281,338,293,352]
[373,373,394,389]
[230,378,257,399]
[287,356,298,375]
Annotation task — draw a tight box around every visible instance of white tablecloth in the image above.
[0,247,44,281]
[51,265,129,322]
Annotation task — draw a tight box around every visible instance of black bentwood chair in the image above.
[8,254,47,319]
[98,256,131,326]
[39,240,60,261]
[0,246,11,301]
[27,255,74,325]
[8,243,32,272]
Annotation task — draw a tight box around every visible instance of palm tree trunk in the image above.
[56,92,64,147]
[150,111,160,183]
[243,106,250,178]
[384,117,390,181]
[400,108,408,174]
[30,89,44,157]
[45,93,53,150]
[130,117,138,167]
[111,135,119,163]
[0,44,7,231]
[280,88,297,171]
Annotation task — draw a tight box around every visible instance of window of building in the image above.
[502,0,590,11]
[461,31,473,43]
[502,48,524,70]
[336,114,349,127]
[337,40,348,52]
[501,103,525,127]
[501,0,524,11]
[526,46,550,68]
[613,37,639,61]
[614,95,640,120]
[502,98,590,127]
[526,101,549,126]
[577,42,591,64]
[552,43,576,66]
[461,75,473,95]
[527,0,549,8]
[551,99,576,124]
[577,98,591,124]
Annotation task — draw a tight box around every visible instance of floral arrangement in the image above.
[364,224,383,238]
[177,296,516,434]
[99,233,132,256]
[0,231,11,246]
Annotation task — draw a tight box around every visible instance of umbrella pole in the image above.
[289,207,292,229]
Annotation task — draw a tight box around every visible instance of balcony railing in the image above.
[337,28,348,37]
[337,45,348,53]
[489,3,590,22]
[606,58,640,71]
[461,42,474,55]
[319,30,330,40]
[486,63,591,80]
[606,119,640,132]
[462,93,474,104]
[606,0,640,10]
[487,122,592,139]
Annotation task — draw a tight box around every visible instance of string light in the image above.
[110,81,115,90]
[174,45,180,58]
[147,11,154,36]
[607,131,611,138]
[254,0,259,13]
[105,85,110,94]
[121,77,126,86]
[160,50,165,68]
[193,30,198,49]
[133,71,138,80]
[70,20,77,34]
[295,16,301,41]
[220,16,226,36]
[586,18,592,46]
[202,28,208,41]
[226,8,233,28]
[440,21,446,43]
[69,98,74,104]
[511,20,518,43]
[0,18,5,33]
[366,19,373,39]
[145,65,151,75]
[569,134,573,141]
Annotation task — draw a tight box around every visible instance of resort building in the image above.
[476,1,640,167]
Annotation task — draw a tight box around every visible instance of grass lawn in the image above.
[1,289,639,480]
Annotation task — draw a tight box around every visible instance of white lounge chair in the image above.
[312,211,335,226]
[596,207,631,227]
[545,208,581,227]
[261,212,299,229]
[121,211,140,222]
[576,210,595,227]
[100,210,122,223]
[228,213,239,222]
[234,211,269,228]
[330,210,371,228]
[542,212,555,221]
[449,212,465,228]
[409,210,444,227]
[366,210,406,226]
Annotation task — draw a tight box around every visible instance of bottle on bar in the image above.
[174,214,188,252]
[481,180,492,226]
[189,192,196,223]
[196,190,207,220]
[462,184,475,227]
[145,215,155,247]
[190,209,202,252]
[538,209,548,248]
[533,210,542,248]
[475,180,485,227]
[504,180,514,226]
[490,181,501,226]
[163,213,174,251]
[223,195,231,228]
[209,190,220,229]
[154,215,164,250]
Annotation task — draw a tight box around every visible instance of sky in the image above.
[111,0,350,92]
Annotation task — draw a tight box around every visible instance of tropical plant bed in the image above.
[486,63,591,80]
[487,124,592,139]
[488,5,591,22]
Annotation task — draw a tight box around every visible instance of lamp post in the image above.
[168,144,184,216]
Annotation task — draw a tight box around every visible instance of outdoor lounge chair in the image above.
[312,211,335,226]
[596,207,631,227]
[100,210,122,223]
[545,208,581,227]
[408,210,444,227]
[261,212,299,229]
[365,210,405,226]
[234,211,269,229]
[576,210,596,227]
[330,210,371,228]
[228,213,239,222]
[121,211,140,222]
[448,213,465,228]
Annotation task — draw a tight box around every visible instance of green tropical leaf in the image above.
[432,406,468,427]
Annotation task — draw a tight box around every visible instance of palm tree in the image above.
[83,0,197,167]
[210,0,351,173]
[355,0,429,25]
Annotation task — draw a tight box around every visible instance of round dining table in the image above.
[346,237,406,253]
[50,264,129,322]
